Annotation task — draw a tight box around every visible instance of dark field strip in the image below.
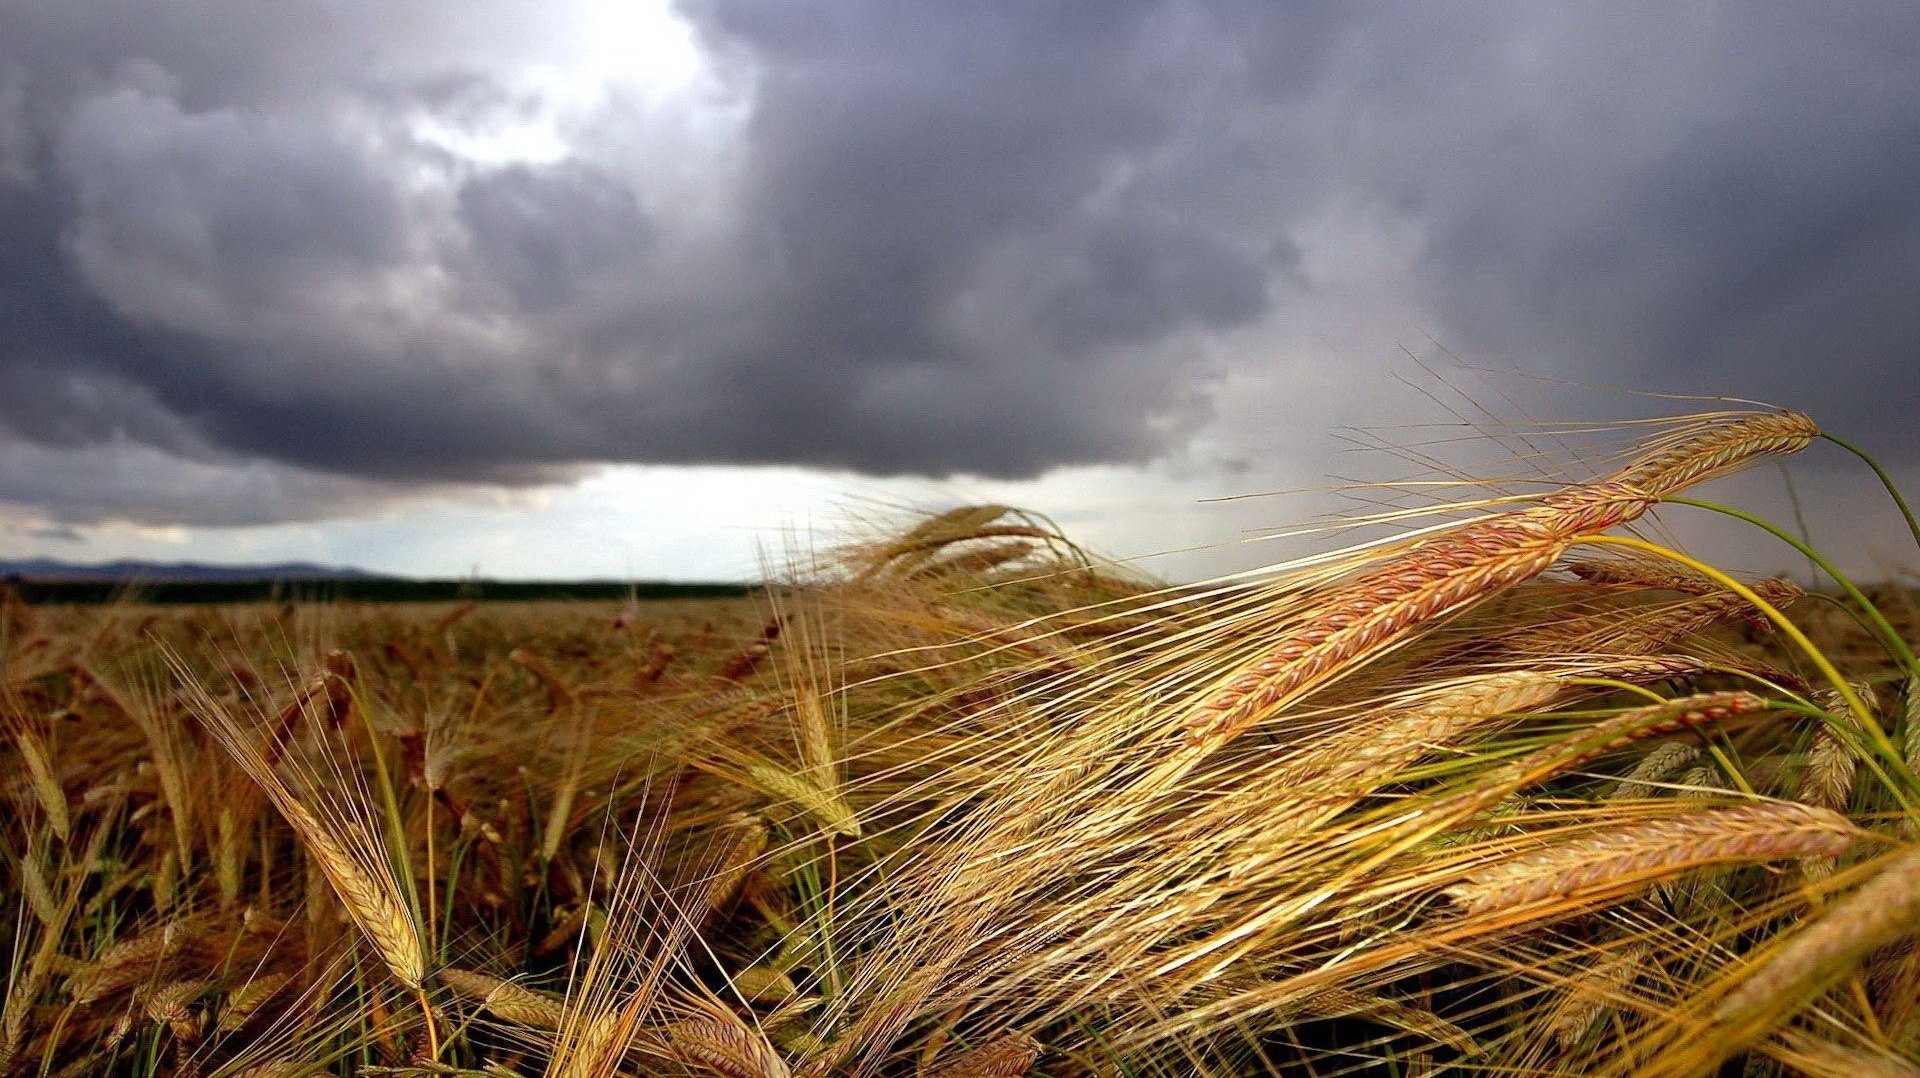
[3,578,759,605]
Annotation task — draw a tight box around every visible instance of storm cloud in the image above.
[1,1,1917,528]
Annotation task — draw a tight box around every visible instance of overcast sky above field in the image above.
[2,2,1919,581]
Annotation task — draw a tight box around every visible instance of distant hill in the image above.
[0,559,757,604]
[0,557,389,583]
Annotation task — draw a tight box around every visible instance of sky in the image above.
[2,2,1918,583]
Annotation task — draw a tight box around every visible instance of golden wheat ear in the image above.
[918,1031,1042,1078]
[660,1012,793,1078]
[1645,843,1920,1074]
[1185,410,1818,751]
[1441,801,1862,917]
[176,654,427,992]
[438,968,567,1031]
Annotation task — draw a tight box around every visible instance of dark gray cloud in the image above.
[0,0,1917,528]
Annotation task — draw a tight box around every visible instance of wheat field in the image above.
[5,409,1920,1077]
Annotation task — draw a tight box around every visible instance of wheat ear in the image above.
[274,794,426,989]
[1904,675,1920,839]
[70,922,197,1005]
[1188,411,1815,747]
[218,972,295,1032]
[1607,411,1818,496]
[703,813,770,914]
[1443,802,1861,916]
[1769,1029,1920,1078]
[5,711,68,842]
[184,669,427,991]
[437,968,566,1030]
[1187,482,1656,745]
[1547,943,1651,1051]
[731,967,799,1003]
[919,1031,1042,1078]
[741,761,860,838]
[1681,845,1920,1069]
[663,1016,792,1078]
[1609,741,1702,800]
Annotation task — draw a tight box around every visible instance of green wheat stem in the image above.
[1663,495,1920,678]
[1579,534,1918,808]
[1821,430,1920,553]
[1778,461,1820,584]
